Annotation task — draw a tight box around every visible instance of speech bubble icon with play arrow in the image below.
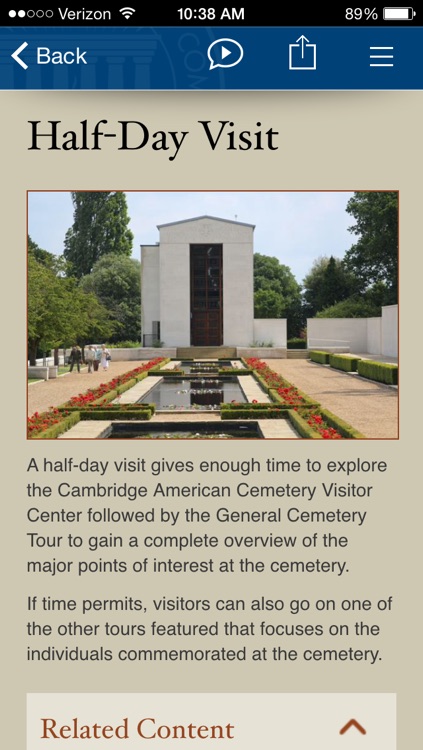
[208,38,244,69]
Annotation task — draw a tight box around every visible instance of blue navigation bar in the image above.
[1,27,422,89]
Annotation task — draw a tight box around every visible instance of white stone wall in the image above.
[307,318,368,351]
[141,245,160,342]
[237,347,287,359]
[253,319,287,347]
[381,304,398,357]
[307,304,398,357]
[159,241,190,346]
[366,318,382,354]
[105,348,176,360]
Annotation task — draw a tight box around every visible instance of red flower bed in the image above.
[27,358,165,437]
[245,358,308,405]
[275,385,306,405]
[306,411,343,439]
[65,359,164,408]
[27,407,70,436]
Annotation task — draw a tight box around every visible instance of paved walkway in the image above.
[28,357,398,439]
[28,361,150,416]
[263,359,398,439]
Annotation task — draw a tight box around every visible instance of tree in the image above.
[63,192,134,277]
[302,255,357,317]
[79,254,141,342]
[254,289,284,319]
[344,191,398,304]
[316,298,382,318]
[28,251,74,364]
[28,240,114,364]
[253,253,303,336]
[70,286,116,347]
[28,235,56,270]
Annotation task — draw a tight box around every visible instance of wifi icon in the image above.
[119,7,136,19]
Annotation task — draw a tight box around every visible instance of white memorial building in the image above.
[141,216,250,346]
[141,215,286,349]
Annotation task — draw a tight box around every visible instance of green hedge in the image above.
[116,378,137,394]
[149,369,184,376]
[31,411,81,439]
[221,402,286,411]
[329,354,361,372]
[57,403,153,412]
[309,350,330,365]
[106,340,142,348]
[287,408,365,439]
[91,389,119,405]
[269,388,319,408]
[221,408,289,420]
[191,362,219,374]
[108,403,155,412]
[79,409,153,421]
[151,367,252,377]
[287,338,307,349]
[32,405,154,439]
[219,368,252,375]
[287,410,323,439]
[318,408,366,438]
[149,358,170,372]
[357,359,398,385]
[60,403,155,414]
[221,403,290,419]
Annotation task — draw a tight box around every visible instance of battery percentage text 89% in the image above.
[345,7,378,20]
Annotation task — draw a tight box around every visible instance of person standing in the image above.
[69,345,82,373]
[94,346,101,371]
[85,345,95,373]
[100,344,111,371]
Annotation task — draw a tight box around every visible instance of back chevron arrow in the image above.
[11,42,29,70]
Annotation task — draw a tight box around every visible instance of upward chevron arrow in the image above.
[340,719,366,735]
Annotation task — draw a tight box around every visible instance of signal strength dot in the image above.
[119,7,136,19]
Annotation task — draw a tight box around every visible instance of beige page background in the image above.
[1,90,420,747]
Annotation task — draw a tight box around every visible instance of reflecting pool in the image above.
[138,376,247,410]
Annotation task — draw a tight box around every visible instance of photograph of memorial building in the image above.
[27,191,398,439]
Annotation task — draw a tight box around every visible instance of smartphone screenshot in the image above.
[2,4,420,748]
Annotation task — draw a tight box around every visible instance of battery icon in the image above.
[383,7,416,19]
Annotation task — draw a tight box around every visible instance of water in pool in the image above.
[106,421,261,439]
[138,376,246,410]
[178,360,235,373]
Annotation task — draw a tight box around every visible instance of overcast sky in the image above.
[28,191,355,285]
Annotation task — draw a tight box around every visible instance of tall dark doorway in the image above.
[190,244,223,346]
